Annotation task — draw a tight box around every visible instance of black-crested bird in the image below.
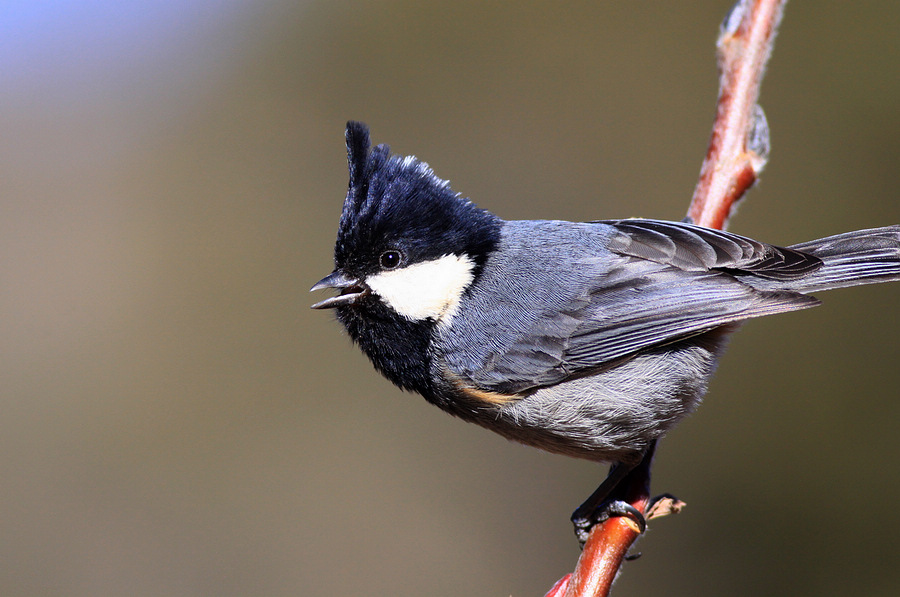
[313,121,900,539]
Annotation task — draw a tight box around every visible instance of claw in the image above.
[571,500,647,546]
[594,500,647,533]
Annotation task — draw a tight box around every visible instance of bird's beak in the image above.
[310,270,368,309]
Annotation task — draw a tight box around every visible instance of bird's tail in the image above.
[784,225,900,293]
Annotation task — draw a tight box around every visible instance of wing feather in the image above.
[440,219,822,394]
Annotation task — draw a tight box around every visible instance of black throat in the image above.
[337,298,437,398]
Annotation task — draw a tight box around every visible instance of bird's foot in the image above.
[571,500,647,546]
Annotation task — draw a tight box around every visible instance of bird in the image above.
[312,121,900,540]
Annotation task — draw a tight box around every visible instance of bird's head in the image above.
[312,121,500,326]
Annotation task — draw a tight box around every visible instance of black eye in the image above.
[379,250,402,270]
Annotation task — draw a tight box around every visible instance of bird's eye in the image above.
[379,250,402,270]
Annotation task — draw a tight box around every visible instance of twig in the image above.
[688,0,785,229]
[546,1,787,595]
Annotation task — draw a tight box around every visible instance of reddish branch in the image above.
[546,1,787,595]
[688,0,785,230]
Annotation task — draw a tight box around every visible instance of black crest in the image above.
[334,121,500,276]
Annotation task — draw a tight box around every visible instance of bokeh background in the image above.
[3,1,899,595]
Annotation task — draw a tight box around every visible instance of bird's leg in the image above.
[570,442,657,544]
[570,462,640,544]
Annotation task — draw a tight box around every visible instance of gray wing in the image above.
[442,219,823,394]
[604,219,822,279]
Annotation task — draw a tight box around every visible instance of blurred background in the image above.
[2,1,899,595]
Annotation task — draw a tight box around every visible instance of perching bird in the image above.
[312,121,900,538]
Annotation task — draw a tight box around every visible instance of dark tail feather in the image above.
[785,225,900,293]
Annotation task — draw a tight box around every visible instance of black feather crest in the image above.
[334,121,500,275]
[345,121,371,201]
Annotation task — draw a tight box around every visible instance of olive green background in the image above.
[3,2,899,595]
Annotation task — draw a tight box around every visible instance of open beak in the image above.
[310,271,368,309]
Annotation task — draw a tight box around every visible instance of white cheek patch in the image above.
[366,254,475,323]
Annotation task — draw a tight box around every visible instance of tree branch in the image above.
[546,1,787,594]
[688,0,785,229]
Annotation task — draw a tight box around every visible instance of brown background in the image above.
[2,1,899,595]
